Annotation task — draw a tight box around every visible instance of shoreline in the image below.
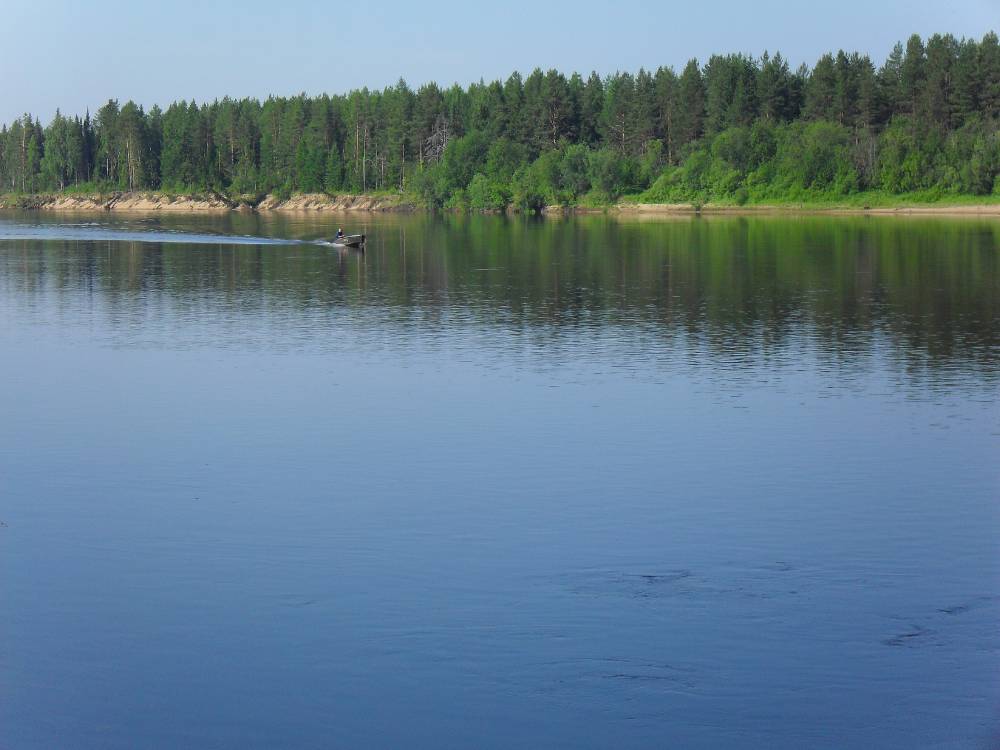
[1,191,999,218]
[0,191,421,214]
[614,202,1000,217]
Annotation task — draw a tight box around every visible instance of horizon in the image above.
[4,0,997,125]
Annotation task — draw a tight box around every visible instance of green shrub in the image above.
[467,173,508,211]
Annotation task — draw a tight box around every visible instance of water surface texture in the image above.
[1,212,998,749]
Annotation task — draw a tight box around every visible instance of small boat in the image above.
[332,233,366,248]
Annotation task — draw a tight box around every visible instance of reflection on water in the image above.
[3,212,997,383]
[0,212,998,750]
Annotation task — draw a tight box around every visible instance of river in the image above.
[1,211,997,748]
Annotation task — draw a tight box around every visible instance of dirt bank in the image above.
[0,192,239,212]
[0,191,419,213]
[255,193,419,212]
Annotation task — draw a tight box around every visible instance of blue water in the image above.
[1,212,998,748]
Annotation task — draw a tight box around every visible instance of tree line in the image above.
[2,32,999,208]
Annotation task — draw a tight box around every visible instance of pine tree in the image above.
[632,68,657,150]
[541,69,574,147]
[674,59,705,149]
[81,111,95,183]
[856,57,879,129]
[602,72,635,153]
[950,39,980,126]
[653,66,679,161]
[324,145,343,192]
[834,52,860,125]
[579,72,604,148]
[522,68,547,154]
[878,42,904,123]
[922,34,958,128]
[900,34,926,117]
[757,52,791,122]
[979,32,1000,119]
[805,54,837,121]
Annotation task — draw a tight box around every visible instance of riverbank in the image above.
[2,190,1000,217]
[613,202,1000,216]
[0,191,422,213]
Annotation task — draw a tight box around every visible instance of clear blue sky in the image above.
[4,0,996,125]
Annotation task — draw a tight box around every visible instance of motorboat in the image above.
[332,233,366,248]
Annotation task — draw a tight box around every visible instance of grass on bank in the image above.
[620,187,1000,210]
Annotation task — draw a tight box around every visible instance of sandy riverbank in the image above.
[0,192,238,212]
[0,192,420,213]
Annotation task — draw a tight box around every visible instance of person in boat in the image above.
[335,227,344,241]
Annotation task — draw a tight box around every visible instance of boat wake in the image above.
[0,222,330,247]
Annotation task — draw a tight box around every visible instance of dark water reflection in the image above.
[4,212,998,383]
[0,212,998,749]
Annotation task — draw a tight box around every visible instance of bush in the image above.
[588,148,635,199]
[467,173,508,211]
[559,144,591,198]
[485,138,528,184]
[637,140,666,188]
[877,118,933,193]
[443,188,468,211]
[512,166,546,212]
[711,127,752,174]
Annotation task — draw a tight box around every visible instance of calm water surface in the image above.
[1,211,998,749]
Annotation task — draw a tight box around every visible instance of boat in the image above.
[332,233,366,249]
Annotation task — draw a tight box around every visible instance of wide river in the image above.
[1,211,997,749]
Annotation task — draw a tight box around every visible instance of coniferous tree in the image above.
[653,66,679,161]
[633,68,658,150]
[757,52,792,122]
[900,34,927,117]
[950,39,980,126]
[81,111,96,183]
[878,43,904,123]
[602,72,635,153]
[922,34,957,128]
[522,68,547,154]
[579,72,604,148]
[674,59,706,150]
[541,69,575,147]
[805,54,837,121]
[855,58,879,130]
[978,32,1000,119]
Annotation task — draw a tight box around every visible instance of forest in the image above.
[2,32,999,210]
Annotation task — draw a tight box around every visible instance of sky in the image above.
[2,0,997,125]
